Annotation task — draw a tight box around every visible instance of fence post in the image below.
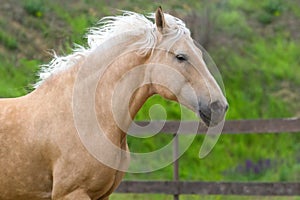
[173,133,179,200]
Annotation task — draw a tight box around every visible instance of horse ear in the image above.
[155,6,166,33]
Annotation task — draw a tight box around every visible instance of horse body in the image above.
[0,8,228,199]
[0,95,53,199]
[0,63,128,199]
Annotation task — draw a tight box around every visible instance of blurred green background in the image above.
[0,0,299,199]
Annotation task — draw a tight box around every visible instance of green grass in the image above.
[22,0,45,18]
[0,30,18,50]
[0,57,39,97]
[217,38,300,119]
[48,3,98,45]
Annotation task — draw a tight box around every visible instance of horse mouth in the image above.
[199,109,211,127]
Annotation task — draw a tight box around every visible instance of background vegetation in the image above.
[0,0,299,199]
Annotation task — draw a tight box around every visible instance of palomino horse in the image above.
[0,7,228,200]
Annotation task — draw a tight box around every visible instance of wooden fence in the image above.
[115,118,300,198]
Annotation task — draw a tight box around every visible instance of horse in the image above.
[0,7,228,200]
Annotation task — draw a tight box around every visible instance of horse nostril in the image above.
[210,101,221,112]
[210,101,228,112]
[225,104,229,112]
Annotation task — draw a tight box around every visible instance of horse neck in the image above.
[94,49,153,142]
[95,52,152,129]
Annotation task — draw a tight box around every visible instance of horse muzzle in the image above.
[198,100,228,127]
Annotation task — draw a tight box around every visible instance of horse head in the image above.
[148,7,228,126]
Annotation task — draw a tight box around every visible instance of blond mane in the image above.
[34,11,190,88]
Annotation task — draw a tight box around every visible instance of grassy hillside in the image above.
[0,0,300,199]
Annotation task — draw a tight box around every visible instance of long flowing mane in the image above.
[34,11,190,88]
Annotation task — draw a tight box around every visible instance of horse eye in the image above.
[176,54,187,62]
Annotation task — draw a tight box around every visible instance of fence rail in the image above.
[116,181,300,196]
[116,118,300,197]
[128,118,300,134]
